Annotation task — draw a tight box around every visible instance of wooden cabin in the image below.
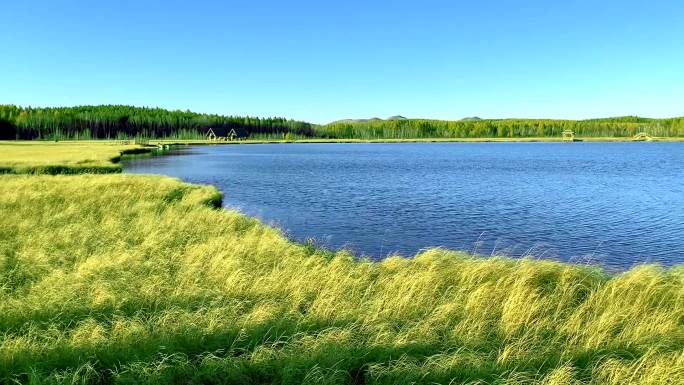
[206,128,217,141]
[633,132,652,141]
[562,130,575,142]
[227,129,238,141]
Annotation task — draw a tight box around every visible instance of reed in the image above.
[0,173,681,384]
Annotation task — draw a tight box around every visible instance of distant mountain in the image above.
[329,118,380,124]
[460,116,482,121]
[329,115,407,124]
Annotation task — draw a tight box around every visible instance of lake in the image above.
[124,142,684,270]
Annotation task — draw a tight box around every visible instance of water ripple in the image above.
[125,142,684,270]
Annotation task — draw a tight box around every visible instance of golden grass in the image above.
[1,141,683,383]
[0,174,682,384]
[0,141,149,174]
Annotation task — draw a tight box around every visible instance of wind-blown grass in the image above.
[0,174,682,384]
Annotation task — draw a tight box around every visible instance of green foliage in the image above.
[318,117,684,139]
[0,105,315,140]
[3,104,684,141]
[0,142,145,174]
[0,172,682,384]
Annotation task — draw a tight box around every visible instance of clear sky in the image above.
[1,1,682,123]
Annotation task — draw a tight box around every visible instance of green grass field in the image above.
[0,141,151,174]
[0,142,682,384]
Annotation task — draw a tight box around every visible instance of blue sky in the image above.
[1,1,682,123]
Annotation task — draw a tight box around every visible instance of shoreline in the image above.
[152,136,684,146]
[1,141,683,383]
[121,142,681,273]
[3,140,684,271]
[6,135,684,147]
[9,136,682,173]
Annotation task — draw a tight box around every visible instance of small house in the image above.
[206,128,217,141]
[562,130,574,142]
[633,132,652,141]
[227,129,238,141]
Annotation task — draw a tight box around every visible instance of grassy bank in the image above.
[0,141,154,174]
[0,142,682,384]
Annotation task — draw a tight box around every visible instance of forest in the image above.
[1,104,684,140]
[0,105,315,140]
[318,116,684,139]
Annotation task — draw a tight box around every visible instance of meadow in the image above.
[0,142,682,384]
[0,141,150,174]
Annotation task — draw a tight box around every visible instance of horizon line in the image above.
[1,103,682,125]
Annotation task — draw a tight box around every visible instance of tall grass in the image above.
[0,174,682,384]
[247,132,313,141]
[0,141,150,174]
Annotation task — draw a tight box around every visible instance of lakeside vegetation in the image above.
[2,104,684,141]
[0,142,682,384]
[0,105,315,140]
[0,141,149,174]
[319,116,684,139]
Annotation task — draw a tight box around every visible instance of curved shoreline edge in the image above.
[0,141,683,383]
[121,142,682,274]
[4,140,681,273]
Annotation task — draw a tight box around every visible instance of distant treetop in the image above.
[1,104,683,140]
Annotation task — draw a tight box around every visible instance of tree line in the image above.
[1,104,683,140]
[317,117,684,139]
[0,105,315,140]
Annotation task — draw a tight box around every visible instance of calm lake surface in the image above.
[125,142,684,270]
